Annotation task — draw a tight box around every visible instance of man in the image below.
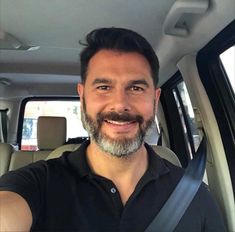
[0,28,225,231]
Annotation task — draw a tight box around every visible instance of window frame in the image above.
[17,96,80,150]
[197,19,235,191]
[161,72,199,168]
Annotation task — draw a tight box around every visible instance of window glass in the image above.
[172,89,193,159]
[177,82,201,151]
[220,45,235,93]
[172,81,201,159]
[22,100,87,150]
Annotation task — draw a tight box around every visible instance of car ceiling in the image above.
[0,0,234,93]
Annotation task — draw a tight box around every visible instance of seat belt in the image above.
[0,109,8,142]
[145,136,207,232]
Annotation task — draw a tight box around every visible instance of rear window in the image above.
[219,45,235,93]
[21,100,88,151]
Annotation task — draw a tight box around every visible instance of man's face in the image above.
[77,49,161,157]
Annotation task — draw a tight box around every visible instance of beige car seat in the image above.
[46,143,181,167]
[9,116,66,171]
[0,143,15,176]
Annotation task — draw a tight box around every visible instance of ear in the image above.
[77,83,84,108]
[154,88,161,111]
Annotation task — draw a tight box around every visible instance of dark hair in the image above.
[80,27,159,87]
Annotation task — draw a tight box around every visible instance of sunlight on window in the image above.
[220,46,235,92]
[22,101,88,150]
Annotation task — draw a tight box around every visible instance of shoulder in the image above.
[0,151,75,225]
[0,150,75,197]
[0,160,48,185]
[194,183,223,215]
[184,183,226,231]
[0,150,64,176]
[145,143,184,177]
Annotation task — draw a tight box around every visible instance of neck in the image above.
[86,140,148,205]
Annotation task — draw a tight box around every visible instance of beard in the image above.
[81,99,155,158]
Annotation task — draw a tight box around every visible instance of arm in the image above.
[0,191,32,231]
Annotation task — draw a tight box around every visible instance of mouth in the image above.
[96,111,143,135]
[103,119,138,133]
[104,119,136,125]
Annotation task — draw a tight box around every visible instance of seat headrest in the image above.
[37,116,66,150]
[46,144,81,160]
[152,145,181,167]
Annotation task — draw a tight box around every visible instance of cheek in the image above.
[135,88,156,108]
[135,96,155,117]
[142,102,155,119]
[84,95,105,115]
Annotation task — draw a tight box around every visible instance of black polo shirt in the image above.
[0,141,225,231]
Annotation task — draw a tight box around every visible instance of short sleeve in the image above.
[174,183,227,232]
[200,184,227,232]
[0,160,48,227]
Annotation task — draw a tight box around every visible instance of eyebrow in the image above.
[92,78,112,85]
[92,78,150,87]
[128,79,150,87]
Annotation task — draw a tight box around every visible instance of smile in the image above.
[103,119,138,133]
[105,120,136,125]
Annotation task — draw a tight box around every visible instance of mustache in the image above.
[97,112,144,124]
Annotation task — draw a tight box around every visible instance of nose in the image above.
[109,89,131,112]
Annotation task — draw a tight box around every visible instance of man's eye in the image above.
[97,85,110,90]
[129,86,144,92]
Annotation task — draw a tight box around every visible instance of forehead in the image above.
[86,49,152,83]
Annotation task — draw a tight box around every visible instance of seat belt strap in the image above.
[0,109,8,142]
[144,136,207,232]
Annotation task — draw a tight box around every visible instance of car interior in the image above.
[0,0,235,231]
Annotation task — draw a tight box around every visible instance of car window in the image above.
[220,45,235,93]
[21,100,87,150]
[161,74,202,167]
[174,82,201,156]
[197,24,235,195]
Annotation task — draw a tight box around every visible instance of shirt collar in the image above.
[66,140,170,179]
[66,140,91,177]
[144,143,170,178]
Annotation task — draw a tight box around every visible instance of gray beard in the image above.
[80,100,155,158]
